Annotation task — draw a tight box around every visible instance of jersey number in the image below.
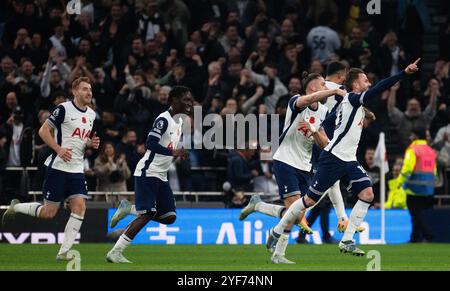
[313,36,326,50]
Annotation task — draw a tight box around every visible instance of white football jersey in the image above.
[324,80,341,112]
[135,111,183,181]
[45,101,96,173]
[273,95,328,172]
[306,26,341,63]
[324,93,365,162]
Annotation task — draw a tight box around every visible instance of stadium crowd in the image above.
[0,0,449,207]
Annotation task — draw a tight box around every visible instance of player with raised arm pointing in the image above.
[240,72,347,264]
[267,58,421,260]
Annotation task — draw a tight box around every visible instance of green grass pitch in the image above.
[0,243,449,271]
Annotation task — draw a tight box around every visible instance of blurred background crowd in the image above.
[0,0,449,208]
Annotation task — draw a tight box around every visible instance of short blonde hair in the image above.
[72,77,90,91]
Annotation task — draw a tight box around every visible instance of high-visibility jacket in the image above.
[386,178,407,209]
[396,140,437,196]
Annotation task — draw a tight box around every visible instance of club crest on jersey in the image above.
[72,128,91,139]
[156,119,165,129]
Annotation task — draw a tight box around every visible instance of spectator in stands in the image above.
[32,110,52,191]
[253,146,277,196]
[160,0,191,49]
[387,81,437,151]
[136,0,165,42]
[275,18,297,50]
[115,129,143,190]
[0,105,33,202]
[29,33,49,72]
[226,145,259,207]
[1,92,19,125]
[0,56,16,89]
[98,109,125,144]
[0,132,7,204]
[376,32,407,78]
[246,35,273,74]
[245,56,288,114]
[1,106,32,167]
[94,141,131,202]
[278,43,303,85]
[203,61,230,107]
[306,11,341,64]
[240,86,264,115]
[9,28,32,64]
[341,26,370,67]
[362,147,381,208]
[40,47,70,99]
[386,157,407,209]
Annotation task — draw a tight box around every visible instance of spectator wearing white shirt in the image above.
[306,12,341,65]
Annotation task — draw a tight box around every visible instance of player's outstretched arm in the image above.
[357,58,421,105]
[38,121,72,162]
[295,88,347,109]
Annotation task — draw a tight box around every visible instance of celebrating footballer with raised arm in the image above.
[267,58,421,260]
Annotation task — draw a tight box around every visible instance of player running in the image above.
[267,58,421,260]
[106,85,193,263]
[2,77,99,261]
[239,63,364,251]
[310,62,366,233]
[240,72,347,264]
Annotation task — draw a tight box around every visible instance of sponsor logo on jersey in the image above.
[71,128,91,139]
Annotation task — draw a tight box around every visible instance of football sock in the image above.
[112,234,131,253]
[13,202,42,218]
[328,182,348,220]
[342,199,371,242]
[273,233,290,257]
[58,213,83,255]
[255,202,284,218]
[274,197,307,235]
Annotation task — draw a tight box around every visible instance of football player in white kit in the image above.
[240,72,347,264]
[2,77,100,261]
[303,62,365,234]
[267,59,421,259]
[106,86,193,263]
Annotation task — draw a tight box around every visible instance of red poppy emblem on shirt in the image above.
[309,116,315,124]
[82,117,87,124]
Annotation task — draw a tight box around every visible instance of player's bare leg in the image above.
[107,212,155,263]
[57,197,86,261]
